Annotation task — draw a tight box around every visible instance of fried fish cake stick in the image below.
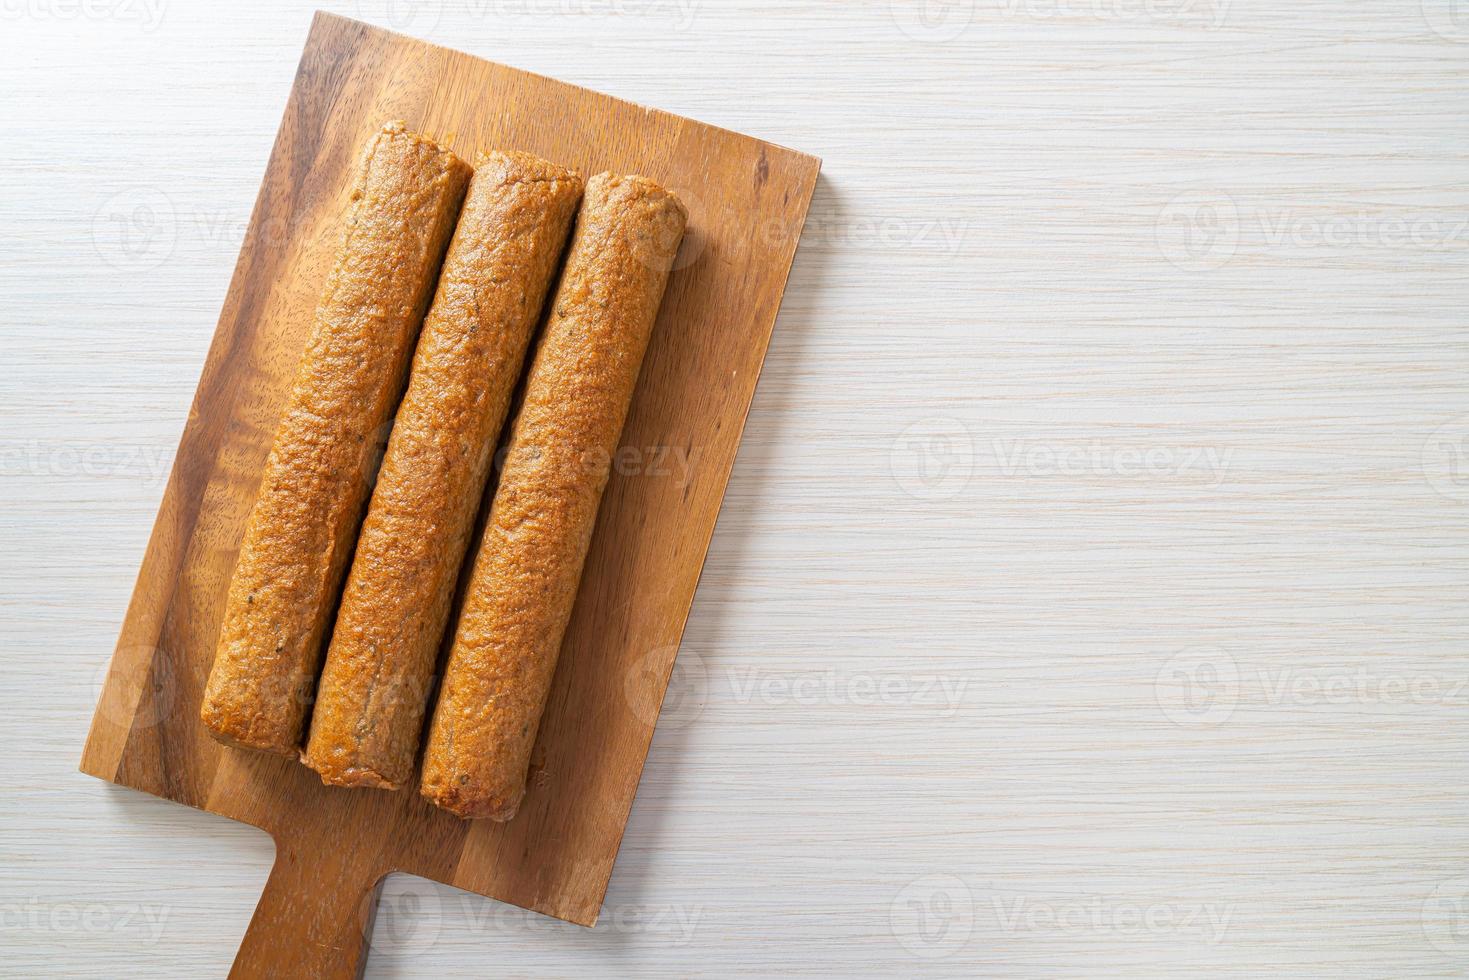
[304,152,584,789]
[201,122,471,755]
[421,172,687,820]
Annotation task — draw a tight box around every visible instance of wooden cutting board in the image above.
[78,11,819,978]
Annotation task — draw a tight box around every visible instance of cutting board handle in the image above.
[229,831,386,980]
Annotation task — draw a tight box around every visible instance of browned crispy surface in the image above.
[421,173,687,820]
[200,122,471,755]
[303,152,584,789]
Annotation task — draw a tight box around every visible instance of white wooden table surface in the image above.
[4,1,1468,975]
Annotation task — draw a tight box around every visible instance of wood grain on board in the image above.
[78,11,820,978]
